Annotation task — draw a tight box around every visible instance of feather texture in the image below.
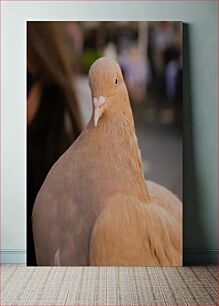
[32,57,182,266]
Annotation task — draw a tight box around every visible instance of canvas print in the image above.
[27,21,182,266]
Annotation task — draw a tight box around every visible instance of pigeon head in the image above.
[88,57,127,127]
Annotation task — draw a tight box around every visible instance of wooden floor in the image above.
[1,265,218,305]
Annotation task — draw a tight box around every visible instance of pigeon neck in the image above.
[102,101,151,202]
[87,100,150,202]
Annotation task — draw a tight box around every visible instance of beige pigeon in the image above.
[32,57,182,266]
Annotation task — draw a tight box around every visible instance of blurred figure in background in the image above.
[119,44,151,104]
[150,21,182,101]
[27,22,82,265]
[65,22,84,74]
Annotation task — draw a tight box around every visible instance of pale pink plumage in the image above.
[32,57,182,266]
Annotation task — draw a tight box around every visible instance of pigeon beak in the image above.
[94,107,102,127]
[93,96,106,127]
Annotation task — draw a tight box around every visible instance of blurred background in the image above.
[66,21,182,198]
[27,21,182,264]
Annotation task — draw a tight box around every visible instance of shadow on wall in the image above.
[183,24,209,264]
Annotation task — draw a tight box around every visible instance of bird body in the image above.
[32,57,182,266]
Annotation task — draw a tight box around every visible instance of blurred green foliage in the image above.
[82,48,101,73]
